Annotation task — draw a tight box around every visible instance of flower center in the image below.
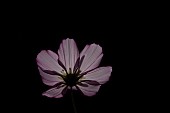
[64,73,79,87]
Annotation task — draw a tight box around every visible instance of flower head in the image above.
[36,38,112,98]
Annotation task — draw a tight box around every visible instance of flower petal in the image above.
[77,83,101,96]
[81,66,112,84]
[38,67,64,86]
[36,50,63,74]
[80,44,103,73]
[58,38,79,73]
[42,85,67,98]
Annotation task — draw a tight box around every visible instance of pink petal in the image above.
[58,38,79,73]
[38,67,64,86]
[81,66,112,84]
[36,50,63,74]
[80,44,103,73]
[77,83,101,96]
[42,85,67,98]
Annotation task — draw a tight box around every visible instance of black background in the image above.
[4,4,158,112]
[13,30,147,113]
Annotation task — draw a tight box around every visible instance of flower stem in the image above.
[71,88,77,113]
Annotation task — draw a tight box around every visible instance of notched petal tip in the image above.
[64,38,75,41]
[42,92,53,98]
[107,66,112,71]
[36,50,46,63]
[36,50,45,57]
[91,43,102,49]
[36,50,56,60]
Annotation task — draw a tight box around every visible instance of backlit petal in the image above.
[77,83,101,96]
[58,38,79,73]
[81,66,112,84]
[38,67,64,86]
[80,44,103,73]
[36,50,63,74]
[42,85,67,98]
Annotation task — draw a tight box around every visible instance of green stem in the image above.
[71,88,77,113]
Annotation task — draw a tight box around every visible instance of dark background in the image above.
[4,4,157,112]
[11,30,148,113]
[1,1,164,112]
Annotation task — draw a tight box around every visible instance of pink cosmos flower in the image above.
[36,38,112,98]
